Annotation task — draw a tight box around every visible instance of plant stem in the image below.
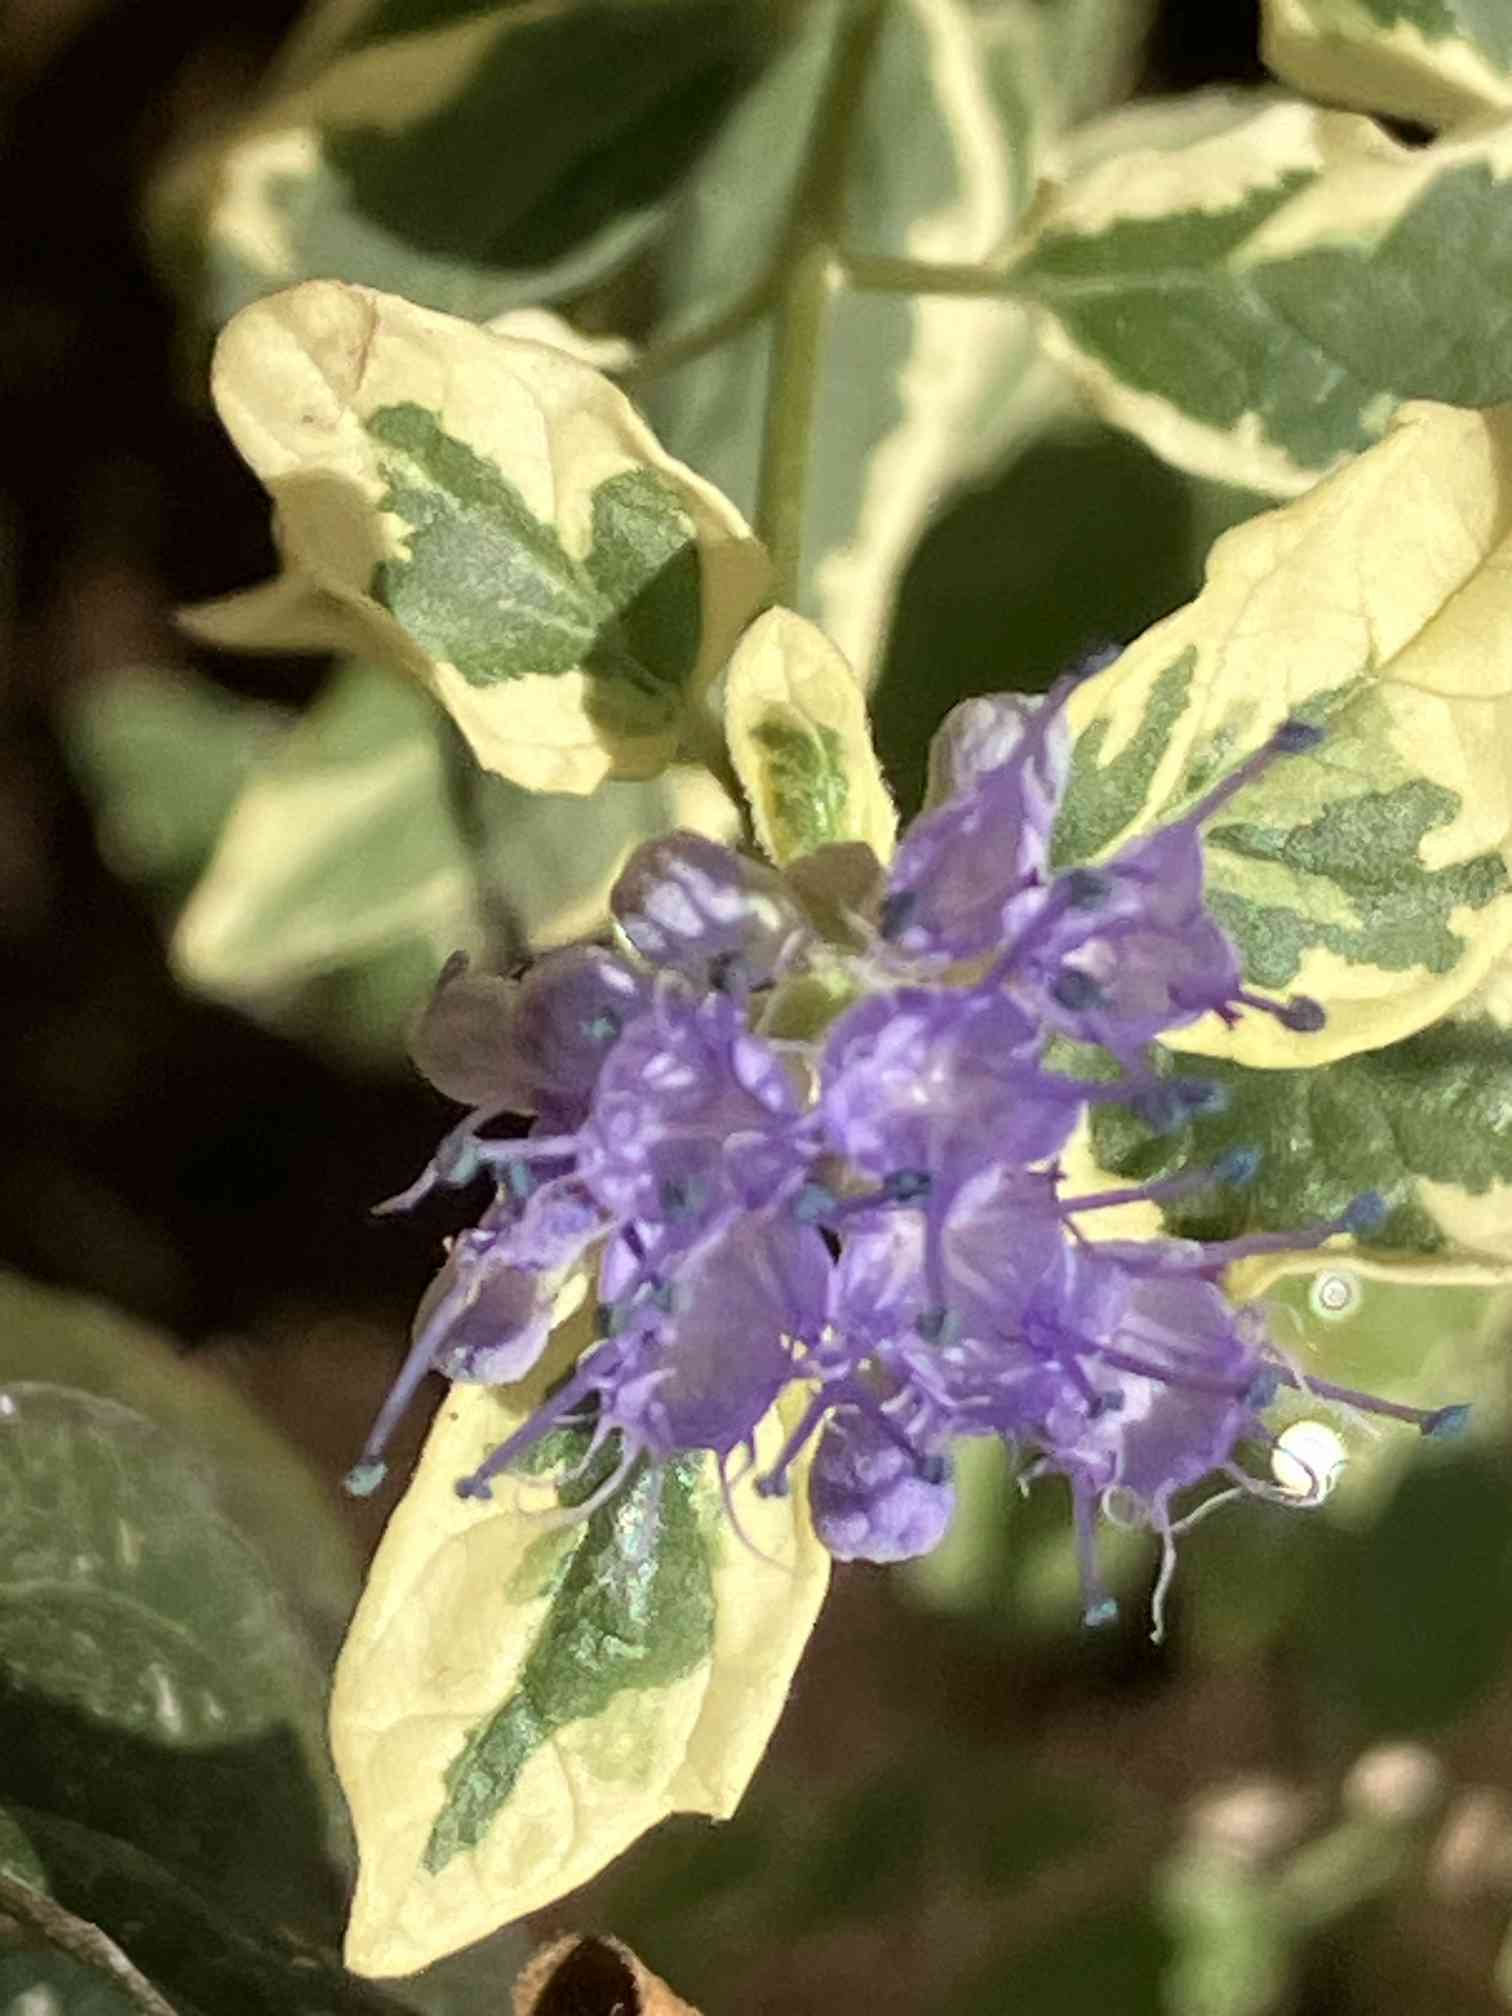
[618,270,779,389]
[434,706,527,972]
[755,0,887,605]
[0,1871,182,2016]
[842,251,1019,297]
[757,239,838,605]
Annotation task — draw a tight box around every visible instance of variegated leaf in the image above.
[149,0,774,330]
[1086,1013,1512,1270]
[1263,0,1512,131]
[1010,96,1512,495]
[332,1327,829,1976]
[643,0,1076,687]
[725,608,896,865]
[1052,399,1512,1068]
[185,282,769,794]
[171,659,735,1062]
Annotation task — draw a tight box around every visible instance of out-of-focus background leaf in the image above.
[0,1273,529,2014]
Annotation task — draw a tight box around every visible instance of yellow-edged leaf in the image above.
[185,280,769,794]
[1054,398,1512,1067]
[1263,0,1512,132]
[1011,95,1512,495]
[332,1328,828,1977]
[724,607,896,867]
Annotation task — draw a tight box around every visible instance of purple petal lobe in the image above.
[821,987,1076,1179]
[612,831,806,985]
[582,988,807,1227]
[888,690,1071,958]
[410,956,527,1108]
[510,946,650,1129]
[808,1411,955,1562]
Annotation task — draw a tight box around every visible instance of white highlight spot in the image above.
[1272,1419,1348,1503]
[11,1989,64,2016]
[148,1662,185,1739]
[1309,1268,1361,1321]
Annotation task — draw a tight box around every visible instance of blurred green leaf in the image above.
[937,1896,1171,2015]
[1159,1850,1296,2016]
[0,1380,346,1939]
[169,659,733,1067]
[0,1805,47,1893]
[150,0,778,331]
[784,1766,931,1933]
[0,1952,146,2016]
[1301,1445,1512,1742]
[591,1732,1150,2014]
[9,1807,404,2016]
[0,1271,362,1940]
[0,1268,358,1657]
[60,666,289,906]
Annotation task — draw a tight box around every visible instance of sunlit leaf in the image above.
[1054,398,1512,1067]
[185,281,769,793]
[1012,96,1512,493]
[724,607,896,865]
[331,1334,829,1975]
[1263,0,1512,130]
[1088,1016,1512,1265]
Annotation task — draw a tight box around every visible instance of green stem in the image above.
[619,271,779,390]
[843,251,1019,297]
[757,240,839,606]
[434,706,527,972]
[755,0,887,605]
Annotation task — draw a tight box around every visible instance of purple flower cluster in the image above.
[352,683,1464,1626]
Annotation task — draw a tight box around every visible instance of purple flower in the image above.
[410,946,648,1129]
[1018,1242,1260,1498]
[578,983,810,1230]
[504,945,652,1131]
[612,830,808,988]
[409,954,523,1108]
[923,689,1072,810]
[998,723,1326,1059]
[809,1410,956,1563]
[352,680,1465,1640]
[454,1210,830,1501]
[819,986,1081,1183]
[880,688,1072,961]
[346,1175,611,1493]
